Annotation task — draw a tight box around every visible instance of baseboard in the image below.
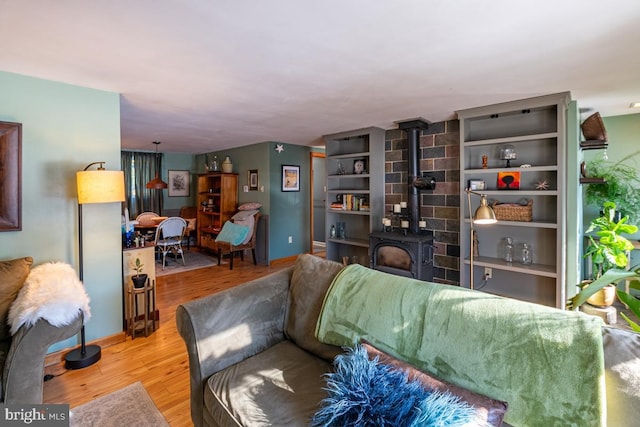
[44,331,127,367]
[270,255,298,265]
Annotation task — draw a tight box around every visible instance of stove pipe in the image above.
[397,118,433,234]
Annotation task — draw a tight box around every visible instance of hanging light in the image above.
[146,141,168,189]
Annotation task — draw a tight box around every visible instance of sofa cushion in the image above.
[362,341,508,426]
[603,326,640,427]
[0,257,33,341]
[206,340,331,427]
[312,344,476,427]
[285,254,343,361]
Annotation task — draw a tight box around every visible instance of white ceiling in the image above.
[2,1,640,154]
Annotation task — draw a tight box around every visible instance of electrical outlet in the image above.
[288,236,293,244]
[484,267,492,279]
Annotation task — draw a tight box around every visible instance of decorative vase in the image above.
[584,282,616,307]
[221,156,233,173]
[131,274,148,289]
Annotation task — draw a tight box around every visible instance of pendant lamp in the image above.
[146,141,168,189]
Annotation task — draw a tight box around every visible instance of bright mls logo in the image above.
[1,405,69,426]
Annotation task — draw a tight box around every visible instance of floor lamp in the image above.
[465,188,497,290]
[65,162,125,369]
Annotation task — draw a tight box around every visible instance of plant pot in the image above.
[131,274,148,289]
[585,283,617,307]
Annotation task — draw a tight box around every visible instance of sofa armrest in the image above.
[3,315,83,404]
[176,266,293,427]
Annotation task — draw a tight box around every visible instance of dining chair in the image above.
[136,211,159,226]
[154,217,187,270]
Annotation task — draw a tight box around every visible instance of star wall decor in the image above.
[275,144,284,153]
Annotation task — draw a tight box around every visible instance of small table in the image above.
[126,277,157,338]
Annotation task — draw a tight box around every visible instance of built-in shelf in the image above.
[458,92,570,309]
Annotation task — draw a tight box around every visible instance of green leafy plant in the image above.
[584,151,640,225]
[132,257,144,277]
[569,202,638,312]
[584,202,638,279]
[617,281,640,332]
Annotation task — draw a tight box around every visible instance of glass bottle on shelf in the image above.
[330,225,336,239]
[502,237,514,263]
[520,243,532,265]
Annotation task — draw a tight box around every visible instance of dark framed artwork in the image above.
[281,165,300,192]
[248,169,258,191]
[497,171,520,190]
[168,170,190,197]
[0,122,22,231]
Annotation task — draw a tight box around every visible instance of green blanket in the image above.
[316,264,606,427]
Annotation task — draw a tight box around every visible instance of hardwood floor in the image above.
[43,252,297,426]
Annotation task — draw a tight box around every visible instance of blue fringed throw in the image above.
[311,345,476,427]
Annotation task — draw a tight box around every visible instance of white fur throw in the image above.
[8,262,91,335]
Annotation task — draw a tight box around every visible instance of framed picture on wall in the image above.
[0,121,21,231]
[281,165,300,192]
[248,169,258,191]
[168,170,190,197]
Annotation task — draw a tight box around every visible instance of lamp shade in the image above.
[77,170,125,204]
[473,195,497,224]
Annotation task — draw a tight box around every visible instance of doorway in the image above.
[310,152,326,254]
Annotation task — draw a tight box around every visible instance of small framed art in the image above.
[282,165,300,192]
[248,169,258,191]
[168,170,190,197]
[467,179,486,191]
[497,171,520,190]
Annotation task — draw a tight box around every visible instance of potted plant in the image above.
[131,257,147,289]
[583,151,640,225]
[571,202,638,308]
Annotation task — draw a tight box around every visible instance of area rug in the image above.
[155,249,217,277]
[70,381,169,427]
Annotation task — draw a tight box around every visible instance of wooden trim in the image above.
[44,332,126,367]
[269,255,298,265]
[310,152,325,253]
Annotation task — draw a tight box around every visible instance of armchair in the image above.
[214,210,261,270]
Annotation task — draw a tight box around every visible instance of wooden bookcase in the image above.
[196,173,238,251]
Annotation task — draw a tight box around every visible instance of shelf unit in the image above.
[457,92,571,308]
[324,127,385,264]
[196,173,238,251]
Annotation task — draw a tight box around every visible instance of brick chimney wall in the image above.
[384,120,461,285]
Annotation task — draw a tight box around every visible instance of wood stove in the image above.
[369,230,434,280]
[369,118,435,281]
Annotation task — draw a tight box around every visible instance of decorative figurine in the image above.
[535,180,549,190]
[482,155,488,169]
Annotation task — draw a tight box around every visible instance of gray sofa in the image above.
[0,257,84,404]
[177,253,638,427]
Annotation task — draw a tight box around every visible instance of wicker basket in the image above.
[491,199,533,222]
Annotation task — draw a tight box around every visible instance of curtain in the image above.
[121,151,164,219]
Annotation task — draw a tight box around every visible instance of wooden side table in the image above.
[127,278,157,338]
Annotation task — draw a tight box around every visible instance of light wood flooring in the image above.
[43,252,298,427]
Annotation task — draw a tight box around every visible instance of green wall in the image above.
[200,141,313,262]
[162,152,198,213]
[0,71,123,352]
[594,113,640,267]
[583,113,640,227]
